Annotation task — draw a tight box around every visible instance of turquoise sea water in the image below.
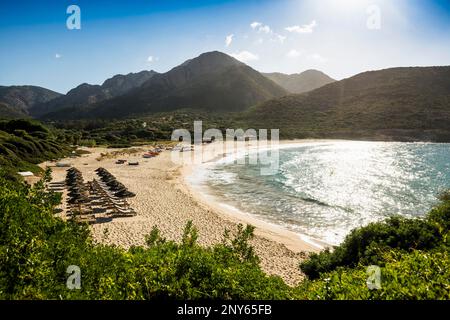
[203,142,450,245]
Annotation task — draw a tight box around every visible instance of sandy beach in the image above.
[41,140,326,286]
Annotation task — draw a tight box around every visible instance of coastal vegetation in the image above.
[0,170,292,299]
[0,119,73,180]
[296,194,450,299]
[0,119,449,300]
[51,110,234,147]
[300,216,444,279]
[1,166,449,299]
[297,249,450,299]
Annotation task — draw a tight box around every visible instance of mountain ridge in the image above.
[41,51,288,119]
[30,70,158,117]
[262,69,335,94]
[2,52,450,142]
[0,85,62,118]
[240,66,450,141]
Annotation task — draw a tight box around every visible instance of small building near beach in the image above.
[18,171,34,177]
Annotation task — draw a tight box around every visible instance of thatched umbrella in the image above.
[115,190,136,198]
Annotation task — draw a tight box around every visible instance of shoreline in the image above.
[39,140,339,285]
[180,139,336,252]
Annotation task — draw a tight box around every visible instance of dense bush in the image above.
[300,216,443,279]
[296,193,450,299]
[0,119,49,135]
[296,249,450,300]
[51,110,235,147]
[300,198,450,280]
[440,190,450,201]
[0,119,72,179]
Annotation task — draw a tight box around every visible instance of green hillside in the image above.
[0,119,72,180]
[0,86,62,118]
[263,69,335,94]
[31,71,157,117]
[0,103,27,119]
[240,66,450,141]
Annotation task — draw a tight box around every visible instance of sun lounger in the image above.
[109,207,137,217]
[73,216,97,224]
[95,216,113,223]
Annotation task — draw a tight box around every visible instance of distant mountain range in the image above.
[30,70,157,117]
[0,86,62,118]
[1,51,449,141]
[0,51,334,120]
[262,70,335,94]
[241,66,450,141]
[41,51,288,119]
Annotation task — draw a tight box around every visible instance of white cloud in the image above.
[278,35,287,43]
[286,49,302,58]
[55,53,61,59]
[225,34,234,47]
[147,56,159,63]
[251,21,285,44]
[250,21,272,34]
[308,53,327,63]
[259,25,271,34]
[230,50,259,63]
[250,21,262,29]
[285,20,317,34]
[253,37,264,45]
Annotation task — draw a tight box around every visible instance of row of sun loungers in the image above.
[115,159,140,165]
[62,167,137,224]
[88,179,137,217]
[95,167,136,198]
[93,168,137,217]
[64,168,97,224]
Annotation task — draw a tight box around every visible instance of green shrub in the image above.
[296,249,450,300]
[300,216,442,279]
[439,190,450,201]
[0,119,72,180]
[79,139,96,147]
[0,119,49,135]
[426,200,450,247]
[108,143,132,148]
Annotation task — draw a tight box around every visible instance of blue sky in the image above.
[1,0,449,93]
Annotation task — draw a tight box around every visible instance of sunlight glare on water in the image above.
[204,141,450,245]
